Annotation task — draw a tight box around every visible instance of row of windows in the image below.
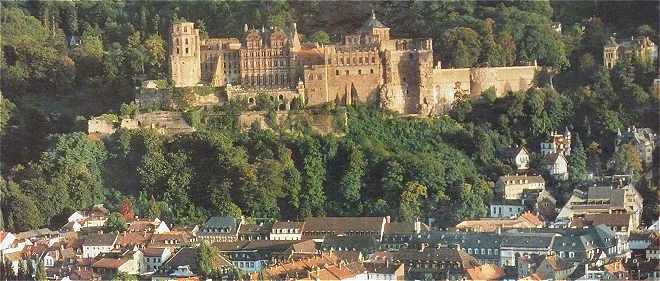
[242,49,285,57]
[334,56,377,65]
[175,47,190,55]
[175,38,191,46]
[235,261,256,268]
[243,73,289,86]
[243,59,288,68]
[272,228,299,234]
[467,248,498,256]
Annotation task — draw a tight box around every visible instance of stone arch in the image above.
[278,103,286,111]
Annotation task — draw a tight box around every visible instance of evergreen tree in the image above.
[569,134,589,182]
[339,145,366,215]
[35,260,46,281]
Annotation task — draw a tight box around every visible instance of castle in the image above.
[169,12,538,115]
[603,35,657,69]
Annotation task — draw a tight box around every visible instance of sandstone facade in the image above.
[169,11,538,115]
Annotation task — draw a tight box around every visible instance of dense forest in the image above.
[1,1,658,232]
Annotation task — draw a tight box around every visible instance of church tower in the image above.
[170,22,201,87]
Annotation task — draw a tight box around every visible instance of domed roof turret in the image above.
[360,10,388,32]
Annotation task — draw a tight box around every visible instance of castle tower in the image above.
[170,22,201,87]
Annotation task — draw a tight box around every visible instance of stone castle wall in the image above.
[303,64,382,107]
[431,65,537,105]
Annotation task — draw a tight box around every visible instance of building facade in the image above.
[603,36,658,69]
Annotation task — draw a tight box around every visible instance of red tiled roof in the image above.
[92,258,129,269]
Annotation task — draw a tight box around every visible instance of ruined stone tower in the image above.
[170,22,201,87]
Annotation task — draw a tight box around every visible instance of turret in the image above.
[169,22,201,87]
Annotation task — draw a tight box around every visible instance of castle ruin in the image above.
[169,12,538,115]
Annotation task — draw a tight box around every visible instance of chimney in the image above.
[243,24,248,32]
[414,218,421,234]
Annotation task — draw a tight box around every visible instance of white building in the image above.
[496,175,545,200]
[142,247,172,273]
[270,221,304,240]
[542,153,568,180]
[490,200,525,218]
[82,233,118,258]
[0,231,16,250]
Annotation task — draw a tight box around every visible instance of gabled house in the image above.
[92,250,144,278]
[152,247,235,281]
[0,231,16,250]
[127,218,170,234]
[542,153,568,180]
[198,216,243,243]
[615,127,656,168]
[502,146,530,170]
[557,185,643,230]
[82,233,118,258]
[528,254,577,280]
[67,204,110,229]
[141,247,171,272]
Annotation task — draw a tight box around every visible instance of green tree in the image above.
[197,241,222,279]
[104,212,127,232]
[399,181,427,222]
[299,137,327,217]
[569,134,589,182]
[441,27,481,68]
[310,31,330,44]
[144,34,166,77]
[113,272,138,281]
[3,181,43,232]
[338,145,366,215]
[0,98,16,135]
[34,260,46,281]
[612,143,643,177]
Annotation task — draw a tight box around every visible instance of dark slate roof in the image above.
[272,221,304,230]
[83,233,118,247]
[322,235,379,251]
[303,217,384,234]
[238,223,272,235]
[500,232,555,249]
[542,153,564,165]
[205,216,238,229]
[587,186,613,200]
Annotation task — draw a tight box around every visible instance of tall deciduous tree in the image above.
[399,181,427,222]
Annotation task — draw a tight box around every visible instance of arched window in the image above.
[345,70,349,75]
[358,69,362,75]
[336,70,340,76]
